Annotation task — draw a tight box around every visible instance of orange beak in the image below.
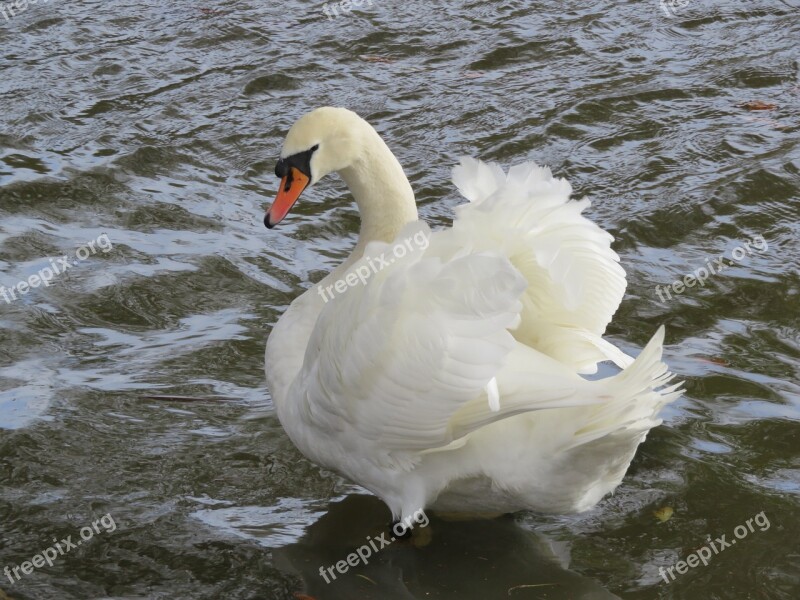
[265,167,310,228]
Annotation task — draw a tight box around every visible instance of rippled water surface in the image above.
[1,1,799,598]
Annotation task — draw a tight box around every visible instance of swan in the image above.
[264,107,682,523]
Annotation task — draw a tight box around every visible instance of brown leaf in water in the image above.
[741,115,792,130]
[654,506,674,522]
[293,593,318,600]
[359,55,395,63]
[737,100,778,110]
[697,356,728,366]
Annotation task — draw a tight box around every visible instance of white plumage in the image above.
[265,107,681,522]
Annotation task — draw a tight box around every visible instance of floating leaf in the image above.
[697,356,728,366]
[359,55,395,64]
[737,100,778,111]
[654,506,674,522]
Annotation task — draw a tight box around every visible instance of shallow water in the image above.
[1,0,798,598]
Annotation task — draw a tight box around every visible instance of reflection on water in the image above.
[270,495,620,599]
[0,377,51,430]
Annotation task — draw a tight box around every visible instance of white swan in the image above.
[264,107,682,522]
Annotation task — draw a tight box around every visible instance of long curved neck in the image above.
[338,127,418,262]
[267,120,419,406]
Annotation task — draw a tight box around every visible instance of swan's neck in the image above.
[338,129,418,263]
[268,122,418,404]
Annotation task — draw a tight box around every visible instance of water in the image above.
[1,0,798,598]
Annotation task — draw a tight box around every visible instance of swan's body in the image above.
[264,107,681,521]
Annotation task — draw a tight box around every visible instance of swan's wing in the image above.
[294,221,587,459]
[450,158,629,373]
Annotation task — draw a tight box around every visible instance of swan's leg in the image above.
[390,519,412,540]
[390,519,433,547]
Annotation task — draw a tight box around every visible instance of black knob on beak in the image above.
[275,158,288,178]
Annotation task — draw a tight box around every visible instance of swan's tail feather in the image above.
[444,327,680,449]
[565,325,683,450]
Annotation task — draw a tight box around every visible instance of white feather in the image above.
[486,377,500,412]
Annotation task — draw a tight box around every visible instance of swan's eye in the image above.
[275,158,288,178]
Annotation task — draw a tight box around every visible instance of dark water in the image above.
[1,0,799,598]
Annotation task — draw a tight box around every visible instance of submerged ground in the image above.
[0,1,798,598]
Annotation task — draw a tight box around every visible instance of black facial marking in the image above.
[275,144,319,180]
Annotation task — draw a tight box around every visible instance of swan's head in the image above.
[265,107,364,228]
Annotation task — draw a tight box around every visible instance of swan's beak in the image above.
[265,167,310,228]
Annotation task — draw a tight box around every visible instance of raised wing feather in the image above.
[451,158,629,373]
